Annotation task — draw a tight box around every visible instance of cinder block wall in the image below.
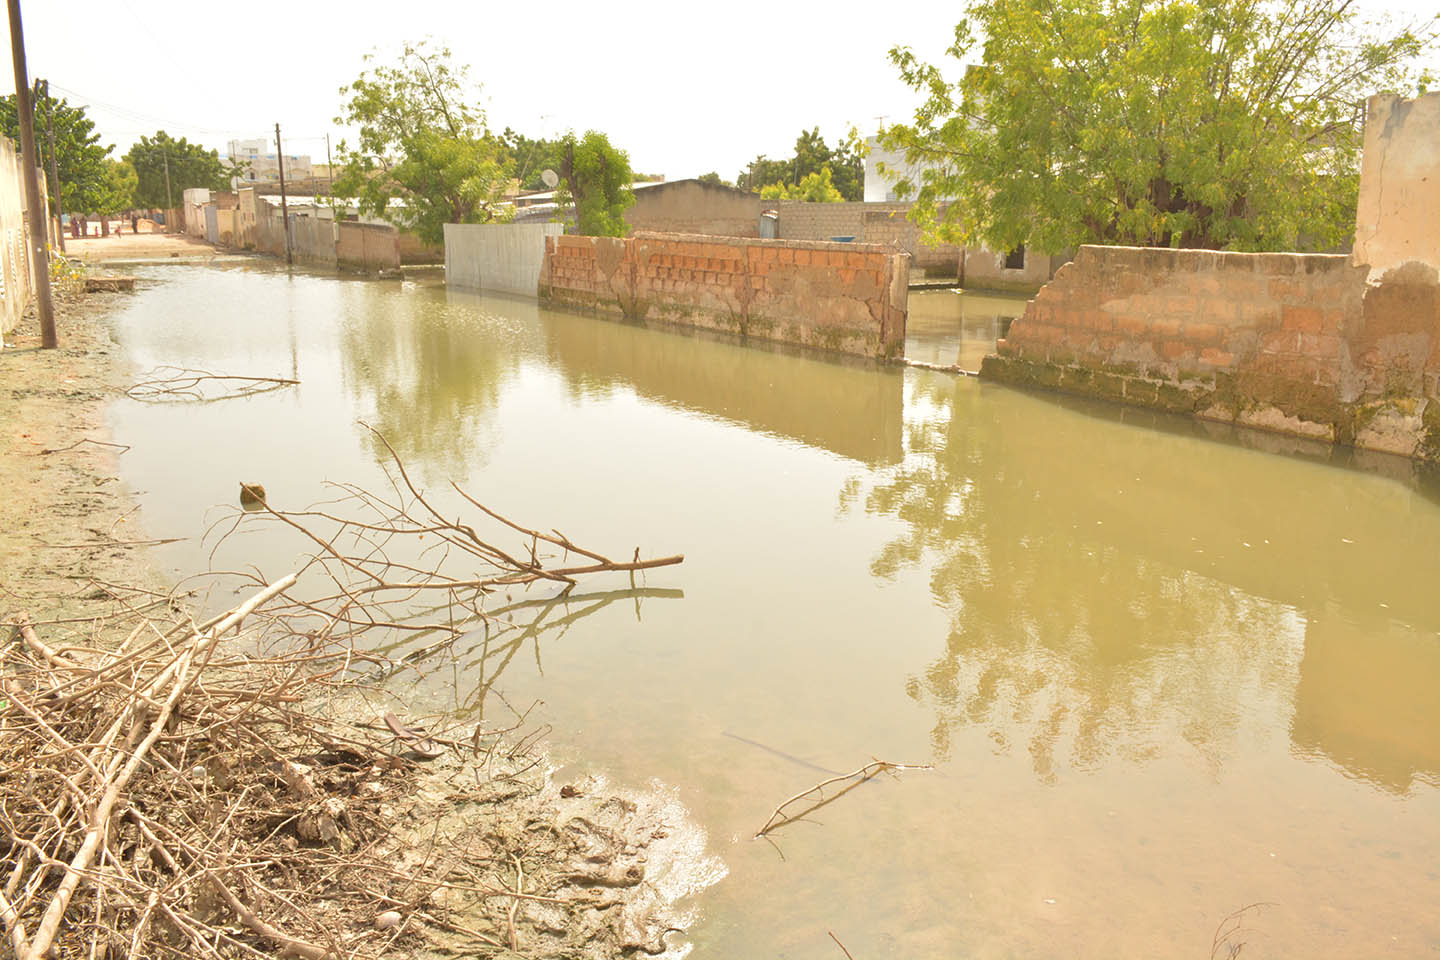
[775,201,962,274]
[982,245,1440,458]
[540,232,910,359]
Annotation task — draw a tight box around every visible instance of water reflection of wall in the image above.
[538,307,905,466]
[850,372,1440,784]
[1291,611,1440,794]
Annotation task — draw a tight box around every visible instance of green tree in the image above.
[125,132,230,208]
[498,127,565,191]
[735,127,865,199]
[0,80,111,213]
[555,130,635,237]
[883,0,1438,252]
[333,41,512,246]
[760,164,846,202]
[697,171,733,187]
[93,159,137,216]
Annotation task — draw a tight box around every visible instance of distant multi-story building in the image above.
[227,138,312,182]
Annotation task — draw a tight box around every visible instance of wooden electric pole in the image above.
[275,122,292,265]
[7,0,56,348]
[41,79,63,252]
[325,132,333,196]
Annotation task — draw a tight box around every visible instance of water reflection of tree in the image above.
[336,286,534,481]
[845,374,1304,782]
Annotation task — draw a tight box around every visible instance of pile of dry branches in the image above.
[1,428,685,958]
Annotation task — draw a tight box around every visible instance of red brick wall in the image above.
[540,232,909,359]
[984,244,1440,457]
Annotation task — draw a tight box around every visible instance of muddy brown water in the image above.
[106,263,1439,958]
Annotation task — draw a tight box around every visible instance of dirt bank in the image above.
[0,274,720,958]
[0,284,160,624]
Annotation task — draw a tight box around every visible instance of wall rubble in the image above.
[539,232,909,359]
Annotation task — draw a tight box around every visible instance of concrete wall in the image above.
[397,231,444,265]
[981,245,1440,459]
[1352,92,1440,282]
[336,222,399,272]
[774,201,966,279]
[0,136,35,338]
[445,222,564,296]
[539,231,909,359]
[625,180,766,238]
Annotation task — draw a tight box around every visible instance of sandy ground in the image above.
[0,284,164,626]
[67,232,225,262]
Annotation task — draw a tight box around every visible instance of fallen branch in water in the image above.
[126,365,300,403]
[0,425,688,958]
[754,759,933,839]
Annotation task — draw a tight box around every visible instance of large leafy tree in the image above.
[760,164,846,202]
[0,81,111,213]
[497,127,564,191]
[124,132,230,208]
[883,0,1437,252]
[736,127,865,200]
[333,41,512,246]
[93,159,137,216]
[555,130,635,237]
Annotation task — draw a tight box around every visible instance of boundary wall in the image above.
[981,92,1440,462]
[981,245,1439,458]
[0,136,35,338]
[445,222,563,296]
[539,232,909,359]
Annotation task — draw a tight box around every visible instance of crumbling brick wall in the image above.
[982,245,1440,458]
[539,232,909,359]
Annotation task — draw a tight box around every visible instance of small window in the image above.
[1004,245,1026,270]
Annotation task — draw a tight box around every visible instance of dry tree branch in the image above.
[755,760,934,839]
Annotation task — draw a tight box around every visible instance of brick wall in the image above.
[540,231,909,359]
[336,222,400,272]
[981,245,1440,458]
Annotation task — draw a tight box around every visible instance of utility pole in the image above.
[325,132,333,196]
[7,0,56,348]
[162,150,172,210]
[275,122,292,265]
[40,79,63,252]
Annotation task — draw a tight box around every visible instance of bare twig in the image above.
[755,759,934,839]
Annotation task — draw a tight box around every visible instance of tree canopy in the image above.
[555,130,635,237]
[760,164,846,202]
[883,0,1438,252]
[124,132,230,208]
[333,41,512,246]
[737,127,864,200]
[0,81,114,214]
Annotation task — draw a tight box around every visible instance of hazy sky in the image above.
[4,0,1437,180]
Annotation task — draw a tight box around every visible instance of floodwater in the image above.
[905,288,1025,371]
[108,263,1440,958]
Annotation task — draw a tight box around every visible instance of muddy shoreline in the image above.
[0,272,719,957]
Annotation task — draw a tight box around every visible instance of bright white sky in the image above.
[4,0,1437,180]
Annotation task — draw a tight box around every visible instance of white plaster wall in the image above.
[1352,92,1440,280]
[444,222,564,297]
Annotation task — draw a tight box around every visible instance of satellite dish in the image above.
[541,168,559,188]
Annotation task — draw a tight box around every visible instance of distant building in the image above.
[864,135,958,203]
[227,138,313,182]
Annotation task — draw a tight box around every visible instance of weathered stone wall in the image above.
[539,231,909,359]
[982,92,1440,461]
[1353,92,1440,282]
[981,245,1440,458]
